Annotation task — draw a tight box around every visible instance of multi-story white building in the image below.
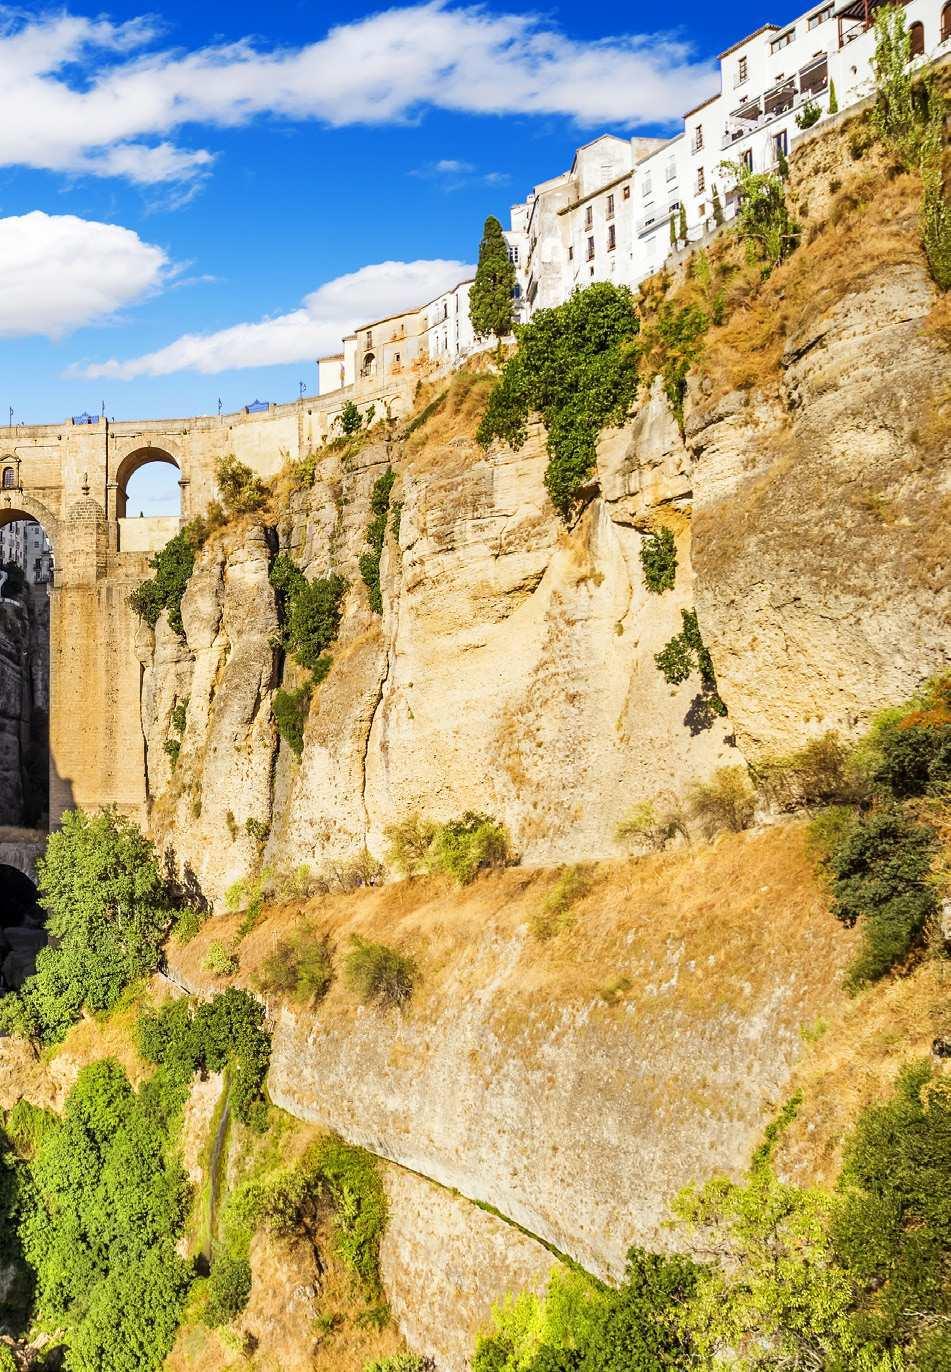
[0,520,53,586]
[318,1,950,396]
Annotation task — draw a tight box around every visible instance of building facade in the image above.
[0,520,53,586]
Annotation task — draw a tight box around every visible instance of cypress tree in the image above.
[678,204,688,245]
[828,79,838,114]
[669,214,677,248]
[469,216,516,340]
[712,183,724,226]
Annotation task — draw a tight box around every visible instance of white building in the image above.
[0,521,52,586]
[317,2,950,395]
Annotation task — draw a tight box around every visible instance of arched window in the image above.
[361,351,375,378]
[942,4,951,43]
[2,466,15,489]
[909,21,925,56]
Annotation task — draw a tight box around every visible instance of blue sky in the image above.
[0,0,790,446]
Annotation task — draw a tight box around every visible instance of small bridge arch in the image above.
[113,444,183,520]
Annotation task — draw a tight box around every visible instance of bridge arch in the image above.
[114,445,182,520]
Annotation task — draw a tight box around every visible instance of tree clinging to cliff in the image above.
[469,215,516,340]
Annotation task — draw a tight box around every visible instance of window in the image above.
[623,184,631,200]
[773,129,788,160]
[909,21,925,56]
[365,330,372,348]
[692,126,704,153]
[770,30,794,53]
[642,171,653,198]
[696,167,705,194]
[507,245,519,263]
[944,3,951,42]
[737,55,748,84]
[607,224,616,251]
[808,5,833,28]
[586,236,595,261]
[568,245,574,261]
[584,205,593,229]
[606,193,615,219]
[666,158,677,183]
[741,149,753,172]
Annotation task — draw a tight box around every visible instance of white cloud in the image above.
[0,211,168,337]
[434,159,474,174]
[0,5,718,185]
[72,258,472,379]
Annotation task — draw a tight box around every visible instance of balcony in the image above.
[799,54,829,96]
[720,64,832,149]
[763,77,796,118]
[637,202,679,237]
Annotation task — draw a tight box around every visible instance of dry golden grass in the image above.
[401,359,498,476]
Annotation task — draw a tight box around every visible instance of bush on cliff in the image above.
[0,808,176,1044]
[359,466,396,614]
[386,811,512,885]
[129,526,199,636]
[273,683,313,758]
[638,526,677,594]
[344,935,417,1008]
[654,609,727,726]
[215,454,268,515]
[269,552,347,678]
[477,283,639,519]
[256,928,334,1005]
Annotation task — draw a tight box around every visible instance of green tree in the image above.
[711,183,724,227]
[5,809,175,1043]
[720,161,798,274]
[338,400,363,435]
[654,608,727,723]
[214,454,268,516]
[359,467,396,613]
[477,283,639,518]
[470,216,516,340]
[828,79,838,114]
[678,204,688,246]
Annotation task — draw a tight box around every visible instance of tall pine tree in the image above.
[469,216,516,340]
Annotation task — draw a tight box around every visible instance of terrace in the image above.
[836,0,908,46]
[720,54,830,149]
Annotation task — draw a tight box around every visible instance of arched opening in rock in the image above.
[115,447,181,520]
[0,509,52,829]
[0,864,46,992]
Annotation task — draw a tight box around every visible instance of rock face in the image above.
[688,261,950,758]
[0,590,49,827]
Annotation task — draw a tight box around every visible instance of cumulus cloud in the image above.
[72,258,473,379]
[411,157,508,188]
[0,5,718,185]
[0,211,168,337]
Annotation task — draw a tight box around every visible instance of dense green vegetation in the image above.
[137,988,271,1129]
[470,215,517,341]
[4,1062,192,1371]
[344,935,417,1009]
[256,927,335,1005]
[359,466,396,613]
[386,810,512,885]
[638,527,677,594]
[719,160,798,276]
[269,552,347,678]
[214,454,268,515]
[129,526,199,636]
[654,609,727,726]
[0,809,177,1044]
[636,302,710,426]
[477,284,639,519]
[272,682,313,757]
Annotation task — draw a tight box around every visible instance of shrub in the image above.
[825,805,938,989]
[204,941,238,978]
[270,553,347,676]
[344,936,417,1008]
[325,848,385,892]
[313,1138,388,1292]
[364,1357,435,1372]
[615,797,689,852]
[202,1252,252,1327]
[719,160,798,274]
[756,732,863,811]
[273,683,313,758]
[138,987,271,1128]
[796,97,821,129]
[6,809,176,1044]
[245,816,270,846]
[864,676,951,798]
[163,737,181,768]
[215,454,268,515]
[386,811,511,885]
[531,865,590,941]
[428,812,511,885]
[359,466,396,614]
[129,527,198,636]
[636,303,709,427]
[654,609,727,725]
[687,766,756,838]
[338,400,363,435]
[477,283,639,519]
[638,526,677,594]
[15,1061,192,1371]
[170,699,188,735]
[257,929,334,1005]
[172,906,207,943]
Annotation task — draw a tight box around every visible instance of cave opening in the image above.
[0,863,46,992]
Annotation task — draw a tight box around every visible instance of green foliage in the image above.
[215,454,268,515]
[825,805,938,989]
[796,97,822,130]
[531,866,591,941]
[477,284,639,519]
[834,1062,951,1359]
[470,215,517,340]
[172,906,207,944]
[654,609,727,724]
[922,170,951,291]
[475,1248,702,1371]
[615,797,689,852]
[256,928,334,1005]
[338,400,364,435]
[678,204,688,245]
[163,737,181,768]
[360,466,396,614]
[639,527,677,594]
[721,160,798,275]
[386,811,511,884]
[14,1060,192,1371]
[687,766,756,839]
[756,732,864,812]
[637,302,709,424]
[245,816,269,846]
[202,1252,252,1328]
[711,183,724,227]
[313,1138,388,1293]
[170,699,188,735]
[364,1357,434,1372]
[862,676,951,799]
[272,682,313,758]
[344,935,417,1008]
[270,553,346,676]
[828,79,838,115]
[129,527,198,636]
[138,987,271,1129]
[6,809,175,1044]
[402,390,447,438]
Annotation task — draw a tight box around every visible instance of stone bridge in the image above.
[0,377,410,827]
